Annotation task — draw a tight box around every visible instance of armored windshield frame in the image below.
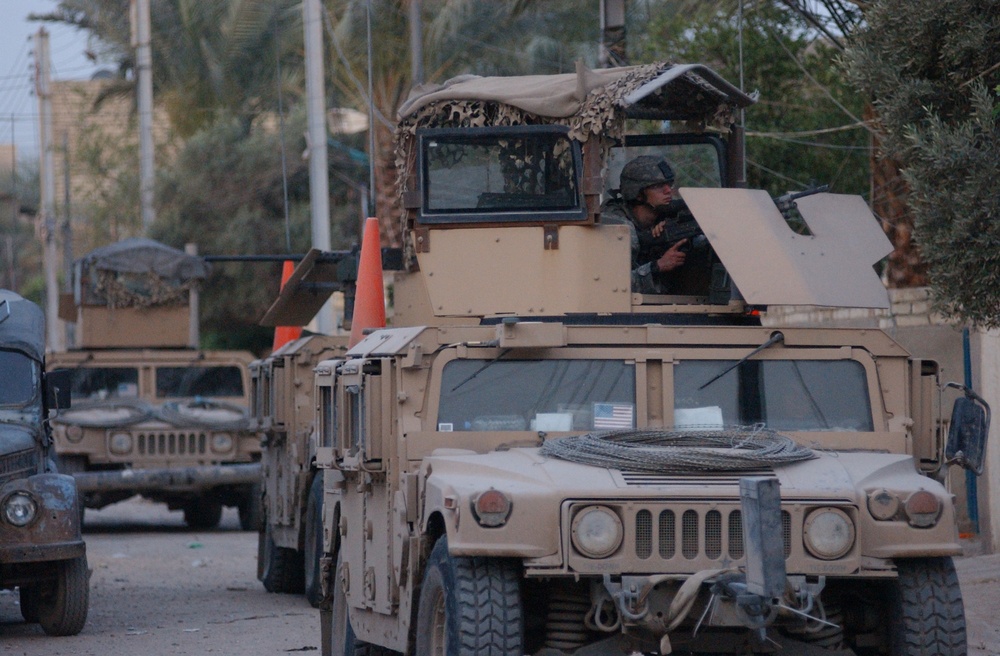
[415,125,587,226]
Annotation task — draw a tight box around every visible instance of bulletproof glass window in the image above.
[0,350,38,406]
[319,385,334,448]
[438,359,635,432]
[70,367,139,401]
[606,134,726,199]
[155,366,244,398]
[418,126,586,224]
[674,359,873,431]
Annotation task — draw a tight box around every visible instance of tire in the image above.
[183,498,223,530]
[304,474,324,607]
[238,483,264,532]
[889,557,966,655]
[259,520,304,594]
[19,585,40,623]
[36,555,89,636]
[415,535,523,656]
[329,551,397,656]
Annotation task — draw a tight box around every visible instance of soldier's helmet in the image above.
[619,155,675,203]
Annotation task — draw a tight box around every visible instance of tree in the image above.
[844,0,1000,327]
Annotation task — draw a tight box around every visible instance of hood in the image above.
[424,446,933,503]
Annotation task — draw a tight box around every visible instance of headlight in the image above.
[571,506,623,558]
[65,424,85,443]
[903,490,941,528]
[211,433,234,453]
[867,488,901,521]
[471,489,512,528]
[803,507,855,560]
[4,492,38,527]
[109,432,133,455]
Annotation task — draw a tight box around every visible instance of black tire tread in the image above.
[304,474,323,607]
[184,498,223,530]
[261,524,305,594]
[892,557,966,655]
[37,555,89,636]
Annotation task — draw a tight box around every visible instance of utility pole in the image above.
[599,0,627,68]
[34,28,63,351]
[131,0,156,231]
[303,0,333,335]
[409,0,424,85]
[62,131,75,348]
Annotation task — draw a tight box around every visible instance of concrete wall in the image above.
[763,287,996,552]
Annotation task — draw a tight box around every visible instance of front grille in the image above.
[0,450,37,486]
[137,432,208,456]
[634,506,792,563]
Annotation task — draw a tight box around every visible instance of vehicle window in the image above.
[606,143,723,194]
[69,367,139,401]
[422,130,580,216]
[0,350,38,406]
[438,359,635,432]
[674,360,873,431]
[156,366,245,398]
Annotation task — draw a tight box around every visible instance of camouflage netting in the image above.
[79,238,211,309]
[392,61,752,255]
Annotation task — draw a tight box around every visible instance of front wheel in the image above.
[259,521,304,594]
[238,483,264,532]
[415,535,523,656]
[304,474,324,607]
[36,555,89,636]
[183,498,223,530]
[889,557,966,655]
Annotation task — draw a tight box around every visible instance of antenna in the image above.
[738,0,747,185]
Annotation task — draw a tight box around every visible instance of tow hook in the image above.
[602,574,648,621]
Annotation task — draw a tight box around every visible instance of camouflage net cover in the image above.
[393,62,744,261]
[95,270,196,309]
[539,426,816,472]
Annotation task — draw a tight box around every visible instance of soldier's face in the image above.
[642,182,673,213]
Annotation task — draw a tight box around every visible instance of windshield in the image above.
[419,127,584,223]
[0,350,38,406]
[674,359,873,431]
[70,367,139,401]
[607,141,724,194]
[438,359,635,432]
[156,366,245,398]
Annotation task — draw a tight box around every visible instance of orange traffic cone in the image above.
[348,217,386,348]
[272,260,303,352]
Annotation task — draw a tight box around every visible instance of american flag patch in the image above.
[593,403,634,429]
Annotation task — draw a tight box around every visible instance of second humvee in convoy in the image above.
[251,333,348,605]
[0,289,88,636]
[48,239,261,530]
[284,62,988,656]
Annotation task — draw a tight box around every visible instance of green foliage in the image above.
[845,0,1000,326]
[151,113,366,354]
[636,1,870,198]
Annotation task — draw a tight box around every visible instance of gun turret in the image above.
[774,183,829,221]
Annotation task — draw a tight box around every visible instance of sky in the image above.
[0,0,105,162]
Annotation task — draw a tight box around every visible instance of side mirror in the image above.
[944,383,990,475]
[45,368,73,411]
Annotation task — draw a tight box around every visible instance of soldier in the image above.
[601,155,690,294]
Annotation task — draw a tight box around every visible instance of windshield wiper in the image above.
[450,348,512,393]
[698,331,785,390]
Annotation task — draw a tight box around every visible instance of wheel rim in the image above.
[429,588,447,656]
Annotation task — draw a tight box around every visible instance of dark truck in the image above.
[0,289,88,636]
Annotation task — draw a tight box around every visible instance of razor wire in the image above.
[53,398,156,428]
[157,399,251,431]
[52,397,250,431]
[539,426,816,472]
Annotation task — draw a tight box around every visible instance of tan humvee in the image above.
[49,239,261,529]
[303,63,988,655]
[251,334,348,605]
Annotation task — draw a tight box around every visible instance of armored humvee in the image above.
[0,289,88,636]
[308,63,989,656]
[49,239,261,529]
[251,334,348,605]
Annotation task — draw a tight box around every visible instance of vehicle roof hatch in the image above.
[680,189,892,308]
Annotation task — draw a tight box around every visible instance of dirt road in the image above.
[1,497,998,655]
[0,498,318,655]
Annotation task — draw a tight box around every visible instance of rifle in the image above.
[773,183,829,222]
